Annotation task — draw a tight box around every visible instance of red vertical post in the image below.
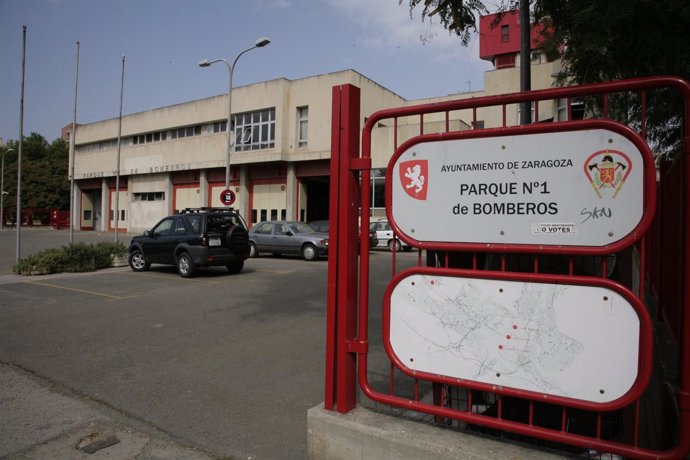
[679,90,690,447]
[324,84,360,412]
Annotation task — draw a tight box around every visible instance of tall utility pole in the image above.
[69,41,80,244]
[16,25,27,263]
[114,55,125,243]
[519,0,532,125]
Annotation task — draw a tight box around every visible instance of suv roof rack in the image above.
[179,207,236,214]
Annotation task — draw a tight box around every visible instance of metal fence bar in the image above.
[325,84,361,412]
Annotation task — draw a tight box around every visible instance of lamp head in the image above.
[198,59,212,67]
[255,37,271,48]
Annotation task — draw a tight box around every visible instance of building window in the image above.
[501,25,510,42]
[297,106,308,148]
[233,108,275,152]
[132,130,166,145]
[212,121,227,133]
[495,54,515,69]
[171,125,202,140]
[134,192,165,201]
[76,139,121,153]
[556,98,586,121]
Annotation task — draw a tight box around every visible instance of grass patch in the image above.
[13,241,128,275]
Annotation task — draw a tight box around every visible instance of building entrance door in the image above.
[303,176,329,222]
[93,190,102,231]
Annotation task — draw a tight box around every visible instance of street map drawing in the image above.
[388,273,641,403]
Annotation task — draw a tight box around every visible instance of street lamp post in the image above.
[0,148,13,232]
[199,37,271,194]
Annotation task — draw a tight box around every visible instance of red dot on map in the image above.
[513,324,518,329]
[498,345,503,350]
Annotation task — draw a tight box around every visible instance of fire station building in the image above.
[68,11,570,233]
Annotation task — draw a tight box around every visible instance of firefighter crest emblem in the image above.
[584,150,632,199]
[399,159,428,200]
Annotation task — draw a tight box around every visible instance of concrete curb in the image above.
[307,403,567,460]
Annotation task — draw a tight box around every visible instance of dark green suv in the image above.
[128,207,250,278]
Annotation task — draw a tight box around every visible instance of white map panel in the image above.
[388,273,641,403]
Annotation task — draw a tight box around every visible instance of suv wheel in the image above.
[227,261,244,274]
[177,252,196,278]
[302,243,318,261]
[129,249,150,272]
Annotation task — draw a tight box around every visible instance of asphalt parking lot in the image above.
[0,227,420,459]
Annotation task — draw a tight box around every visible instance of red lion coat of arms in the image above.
[399,160,428,200]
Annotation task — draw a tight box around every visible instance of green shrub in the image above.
[63,242,96,272]
[93,241,127,269]
[13,241,128,275]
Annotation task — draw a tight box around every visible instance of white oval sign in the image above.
[386,271,649,405]
[389,125,653,251]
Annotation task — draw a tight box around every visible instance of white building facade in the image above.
[69,13,570,233]
[72,70,411,232]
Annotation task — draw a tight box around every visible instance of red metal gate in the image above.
[326,76,690,459]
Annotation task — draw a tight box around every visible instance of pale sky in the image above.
[0,0,492,144]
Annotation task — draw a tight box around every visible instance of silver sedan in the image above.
[248,221,328,261]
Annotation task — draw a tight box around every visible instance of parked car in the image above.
[128,207,250,278]
[249,220,328,261]
[308,220,329,233]
[369,219,412,251]
[308,220,379,248]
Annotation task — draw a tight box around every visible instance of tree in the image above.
[533,0,690,155]
[2,133,69,224]
[402,0,690,154]
[400,0,490,45]
[403,0,531,123]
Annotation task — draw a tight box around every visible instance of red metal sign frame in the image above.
[382,267,653,412]
[325,75,690,460]
[385,119,657,255]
